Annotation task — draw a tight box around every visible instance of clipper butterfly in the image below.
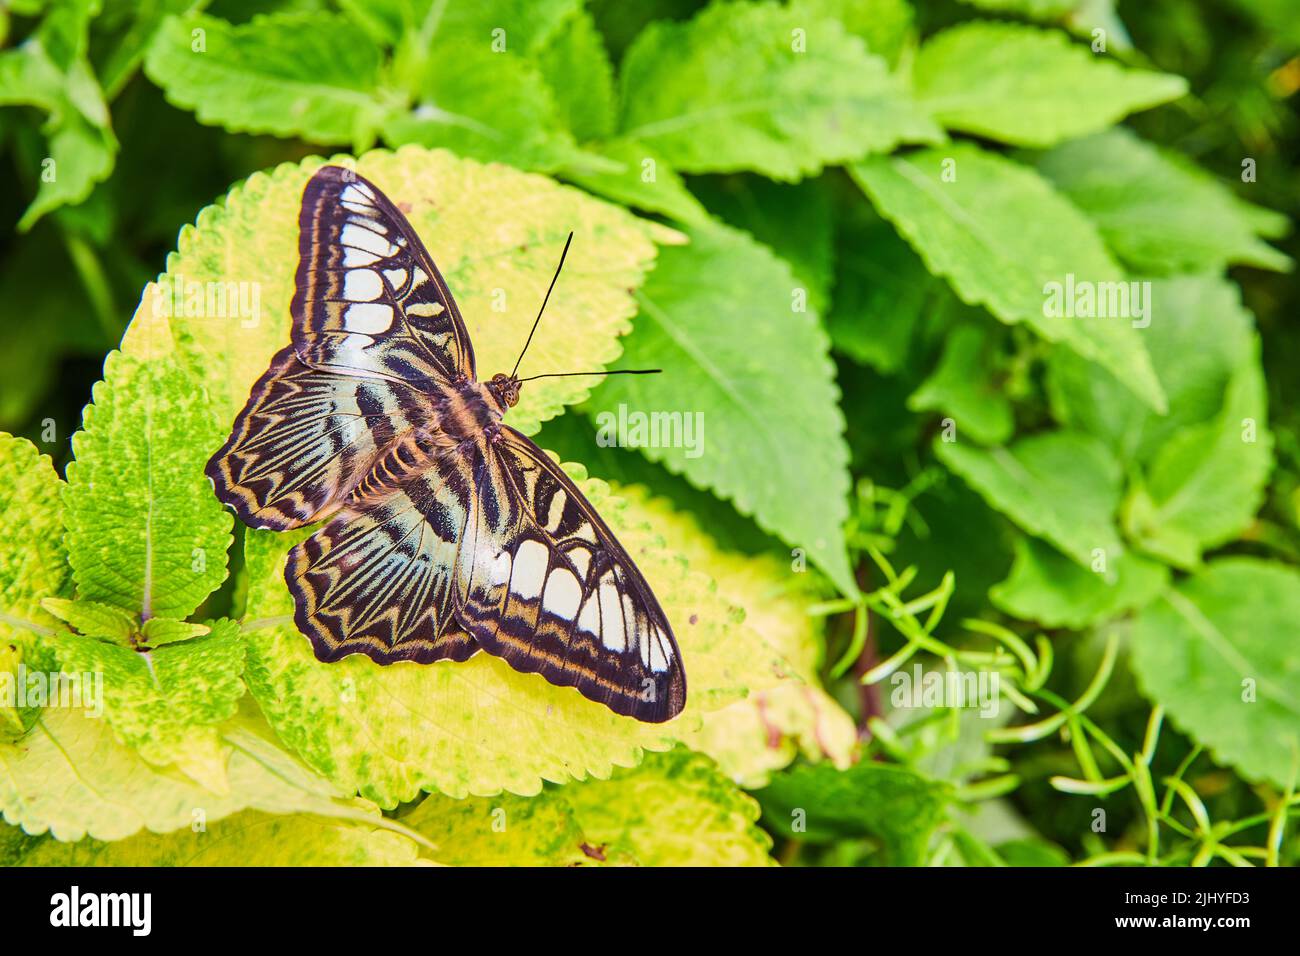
[206,165,685,722]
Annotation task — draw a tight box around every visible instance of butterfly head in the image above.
[486,372,522,410]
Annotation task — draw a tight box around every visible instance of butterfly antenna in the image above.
[511,231,574,378]
[517,369,662,383]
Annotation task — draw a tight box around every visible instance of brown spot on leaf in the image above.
[579,842,607,862]
[689,614,698,625]
[397,201,413,214]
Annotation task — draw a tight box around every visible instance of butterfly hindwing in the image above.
[284,430,480,664]
[205,346,436,530]
[294,165,476,387]
[458,428,686,723]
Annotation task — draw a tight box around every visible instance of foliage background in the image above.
[1,0,1298,866]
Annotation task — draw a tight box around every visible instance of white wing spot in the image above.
[577,594,599,636]
[598,579,625,651]
[342,223,396,257]
[568,549,590,580]
[343,247,381,267]
[344,269,383,301]
[405,302,445,317]
[343,303,394,334]
[545,491,567,532]
[542,567,581,621]
[383,268,408,289]
[341,184,374,204]
[510,539,549,600]
[649,628,671,673]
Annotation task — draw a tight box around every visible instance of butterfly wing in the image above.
[209,165,469,529]
[284,430,481,664]
[458,427,686,723]
[284,426,686,722]
[294,165,476,386]
[205,346,436,530]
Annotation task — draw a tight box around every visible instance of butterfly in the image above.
[206,165,686,722]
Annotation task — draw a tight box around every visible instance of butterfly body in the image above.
[207,165,686,722]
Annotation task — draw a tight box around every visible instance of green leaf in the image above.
[405,787,597,866]
[148,148,662,439]
[39,598,135,644]
[241,466,801,805]
[1123,340,1272,569]
[1035,128,1291,274]
[691,175,835,314]
[1046,274,1255,465]
[825,209,949,374]
[991,536,1170,629]
[407,747,774,866]
[63,347,233,620]
[584,220,856,596]
[913,22,1187,147]
[140,618,211,647]
[908,322,1014,445]
[560,138,710,225]
[12,810,421,866]
[380,40,585,172]
[936,430,1123,568]
[995,837,1071,866]
[144,13,390,145]
[0,435,69,735]
[851,145,1165,411]
[758,762,951,865]
[0,704,425,843]
[618,0,941,180]
[535,5,617,142]
[0,0,117,229]
[97,0,200,99]
[791,0,916,67]
[338,0,579,54]
[46,619,246,789]
[1129,558,1300,788]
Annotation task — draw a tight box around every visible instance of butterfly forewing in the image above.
[204,346,435,530]
[294,165,476,386]
[210,164,687,723]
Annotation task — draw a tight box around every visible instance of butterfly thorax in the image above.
[434,373,520,444]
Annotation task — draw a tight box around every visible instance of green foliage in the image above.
[617,1,941,179]
[1035,129,1293,275]
[63,347,232,619]
[759,762,951,864]
[852,145,1166,410]
[1129,560,1300,789]
[913,22,1187,147]
[585,219,856,594]
[2,0,1299,869]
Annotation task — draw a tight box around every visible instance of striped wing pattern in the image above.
[293,164,475,387]
[285,430,481,664]
[204,346,435,530]
[284,426,685,722]
[212,164,687,722]
[460,429,684,722]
